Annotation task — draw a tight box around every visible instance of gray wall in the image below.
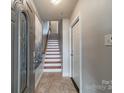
[35,14,43,55]
[80,0,112,93]
[34,15,43,88]
[58,20,63,54]
[62,19,70,76]
[50,21,58,34]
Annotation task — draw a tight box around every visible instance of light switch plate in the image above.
[104,34,112,46]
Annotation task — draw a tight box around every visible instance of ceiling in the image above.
[33,0,78,21]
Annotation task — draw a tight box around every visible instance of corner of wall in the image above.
[62,19,71,77]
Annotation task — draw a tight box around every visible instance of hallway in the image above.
[11,0,112,93]
[35,33,78,93]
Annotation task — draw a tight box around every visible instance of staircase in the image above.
[43,33,62,72]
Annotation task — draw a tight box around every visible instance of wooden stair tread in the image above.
[44,66,62,69]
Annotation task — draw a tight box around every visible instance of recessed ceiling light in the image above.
[51,0,62,5]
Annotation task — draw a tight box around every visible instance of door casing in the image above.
[71,17,82,93]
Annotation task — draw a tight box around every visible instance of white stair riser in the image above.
[48,44,59,45]
[45,55,61,57]
[46,54,60,55]
[44,63,61,66]
[46,52,60,54]
[48,42,59,43]
[48,39,59,41]
[47,47,59,48]
[46,49,60,51]
[44,59,61,62]
[48,40,59,42]
[43,69,62,72]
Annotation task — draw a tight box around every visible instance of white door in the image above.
[71,19,80,88]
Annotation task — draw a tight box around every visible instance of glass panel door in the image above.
[20,12,27,93]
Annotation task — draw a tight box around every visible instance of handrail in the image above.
[44,27,51,53]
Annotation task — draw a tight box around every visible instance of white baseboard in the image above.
[35,70,43,88]
[63,72,71,77]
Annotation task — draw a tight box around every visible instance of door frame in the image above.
[71,16,82,93]
[71,17,79,78]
